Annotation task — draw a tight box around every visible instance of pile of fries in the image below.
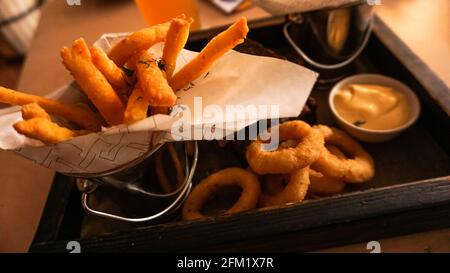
[0,15,249,144]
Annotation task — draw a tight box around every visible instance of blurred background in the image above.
[0,0,449,90]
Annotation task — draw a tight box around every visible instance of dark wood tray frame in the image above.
[30,15,450,252]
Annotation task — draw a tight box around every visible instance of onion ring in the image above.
[309,169,346,196]
[264,141,346,196]
[325,144,346,160]
[182,168,261,220]
[259,166,310,208]
[246,121,324,175]
[312,125,375,183]
[308,144,346,195]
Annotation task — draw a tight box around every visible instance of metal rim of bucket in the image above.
[62,143,165,179]
[283,13,374,70]
[80,141,199,223]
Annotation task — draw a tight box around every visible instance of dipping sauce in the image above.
[333,84,412,130]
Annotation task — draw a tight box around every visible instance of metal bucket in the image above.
[283,0,374,82]
[76,141,198,223]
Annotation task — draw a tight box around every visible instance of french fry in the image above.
[13,117,77,144]
[152,14,194,115]
[21,103,51,120]
[123,51,141,71]
[119,53,140,92]
[108,22,171,67]
[20,103,92,140]
[90,46,129,91]
[61,38,125,126]
[0,86,101,131]
[169,17,249,91]
[123,85,149,124]
[163,15,193,79]
[136,50,177,107]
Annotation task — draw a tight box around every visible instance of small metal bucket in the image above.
[75,141,198,223]
[283,0,374,83]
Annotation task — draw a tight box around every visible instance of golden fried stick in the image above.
[0,86,101,131]
[20,103,92,140]
[123,85,149,124]
[14,117,77,144]
[90,46,129,90]
[61,38,125,126]
[21,103,50,120]
[123,51,141,71]
[163,15,193,79]
[108,22,171,67]
[169,17,249,90]
[136,50,177,107]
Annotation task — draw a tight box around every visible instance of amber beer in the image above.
[134,0,201,30]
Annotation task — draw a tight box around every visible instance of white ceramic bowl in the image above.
[329,74,421,143]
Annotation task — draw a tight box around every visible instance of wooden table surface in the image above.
[0,0,449,253]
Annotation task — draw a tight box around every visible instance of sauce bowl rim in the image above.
[329,73,421,134]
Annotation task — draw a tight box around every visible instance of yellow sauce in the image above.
[333,84,411,130]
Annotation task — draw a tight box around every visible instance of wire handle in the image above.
[81,141,198,223]
[283,18,373,70]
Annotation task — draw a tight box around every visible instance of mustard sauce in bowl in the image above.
[333,84,412,130]
[329,74,421,143]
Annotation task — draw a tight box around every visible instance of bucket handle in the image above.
[81,180,192,222]
[80,142,198,223]
[283,17,373,70]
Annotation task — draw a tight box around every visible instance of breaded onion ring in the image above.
[259,166,310,208]
[182,168,261,220]
[266,140,346,196]
[246,121,324,174]
[326,144,346,159]
[312,125,375,183]
[308,145,346,196]
[309,169,346,196]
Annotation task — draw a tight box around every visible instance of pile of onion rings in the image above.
[247,121,374,208]
[182,121,375,220]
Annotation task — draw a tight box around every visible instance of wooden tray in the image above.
[30,16,450,252]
